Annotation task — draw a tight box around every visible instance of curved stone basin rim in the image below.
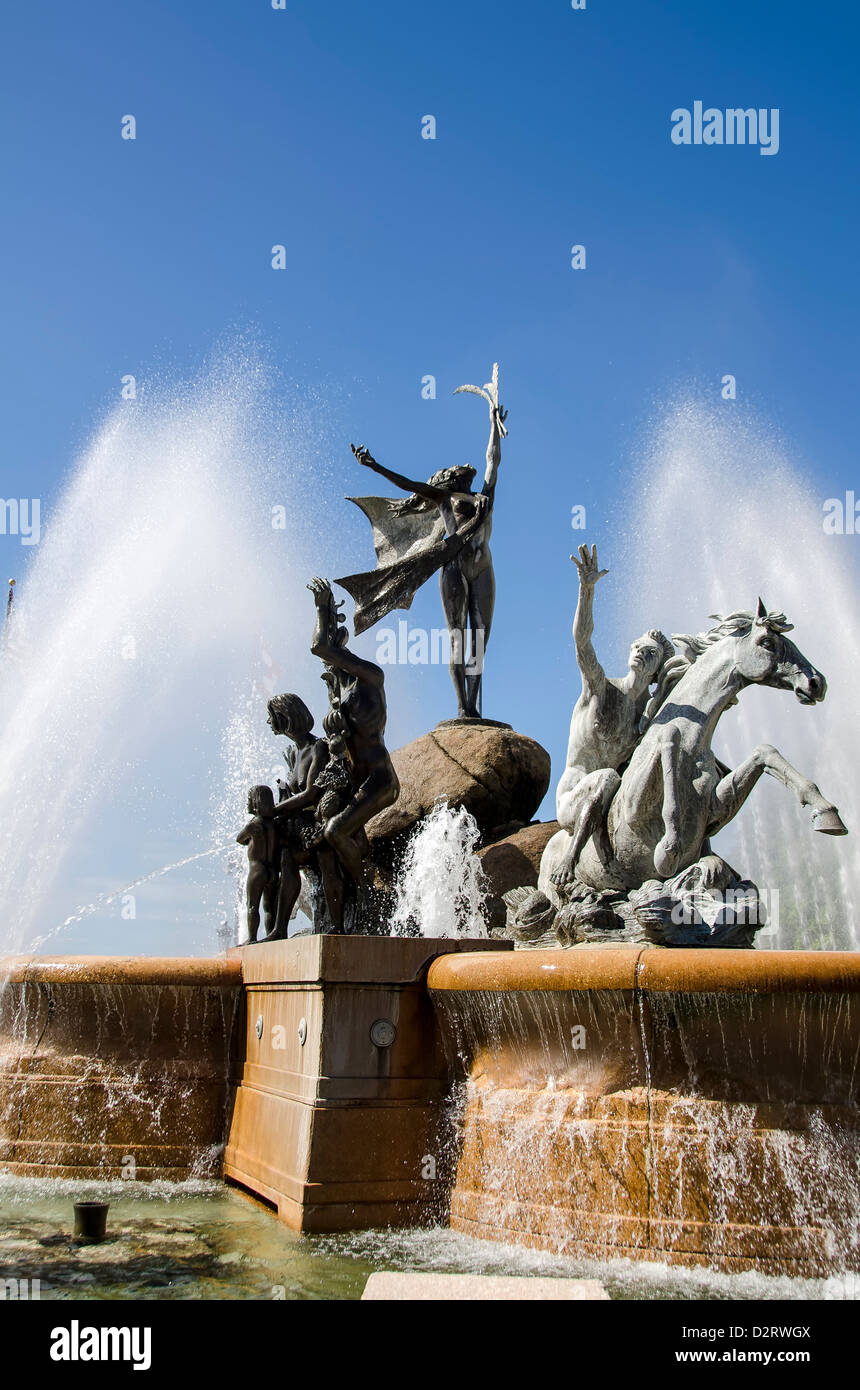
[428,945,860,1276]
[0,954,243,986]
[427,946,860,994]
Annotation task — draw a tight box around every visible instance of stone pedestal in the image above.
[223,935,507,1232]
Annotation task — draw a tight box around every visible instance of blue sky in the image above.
[1,0,858,949]
[4,0,858,496]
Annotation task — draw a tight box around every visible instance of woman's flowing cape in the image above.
[335,493,484,636]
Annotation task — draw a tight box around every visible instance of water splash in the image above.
[389,802,489,939]
[614,400,860,949]
[0,965,240,1182]
[30,844,235,951]
[0,352,329,956]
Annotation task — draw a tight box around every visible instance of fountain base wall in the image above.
[428,948,860,1276]
[4,941,858,1275]
[0,956,243,1180]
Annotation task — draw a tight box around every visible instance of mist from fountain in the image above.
[0,353,331,957]
[612,399,859,949]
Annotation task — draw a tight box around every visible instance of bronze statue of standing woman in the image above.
[336,363,508,719]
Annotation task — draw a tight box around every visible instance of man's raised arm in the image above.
[571,543,609,691]
[307,577,384,688]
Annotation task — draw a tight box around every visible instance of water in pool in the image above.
[1,1177,855,1301]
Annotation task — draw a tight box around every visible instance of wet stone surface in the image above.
[2,1218,281,1299]
[0,1185,369,1300]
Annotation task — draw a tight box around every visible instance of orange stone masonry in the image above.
[223,935,505,1231]
[2,941,858,1275]
[428,947,860,1275]
[0,954,243,1179]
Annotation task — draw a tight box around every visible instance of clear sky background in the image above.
[1,1,858,951]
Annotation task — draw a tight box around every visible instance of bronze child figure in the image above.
[236,785,281,942]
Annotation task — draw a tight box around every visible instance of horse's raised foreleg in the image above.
[654,725,686,877]
[706,751,764,837]
[708,742,848,838]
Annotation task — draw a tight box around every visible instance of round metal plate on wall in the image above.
[297,1017,307,1046]
[255,1014,264,1040]
[370,1018,396,1048]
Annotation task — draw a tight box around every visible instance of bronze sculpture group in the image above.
[237,579,399,938]
[237,365,848,946]
[237,366,507,939]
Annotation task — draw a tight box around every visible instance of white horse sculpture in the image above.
[540,600,847,899]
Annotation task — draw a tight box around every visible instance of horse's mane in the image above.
[642,608,793,727]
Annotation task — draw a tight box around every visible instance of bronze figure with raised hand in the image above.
[307,576,399,887]
[337,363,508,718]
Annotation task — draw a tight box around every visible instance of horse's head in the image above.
[734,598,827,704]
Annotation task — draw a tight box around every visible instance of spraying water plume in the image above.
[0,353,331,956]
[390,802,489,938]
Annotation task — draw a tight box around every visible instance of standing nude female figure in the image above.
[339,365,508,718]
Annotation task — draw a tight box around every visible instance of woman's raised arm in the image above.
[350,444,446,505]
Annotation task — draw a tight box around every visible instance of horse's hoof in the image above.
[654,835,683,878]
[812,806,849,835]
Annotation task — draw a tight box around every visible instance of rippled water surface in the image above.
[1,1179,856,1301]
